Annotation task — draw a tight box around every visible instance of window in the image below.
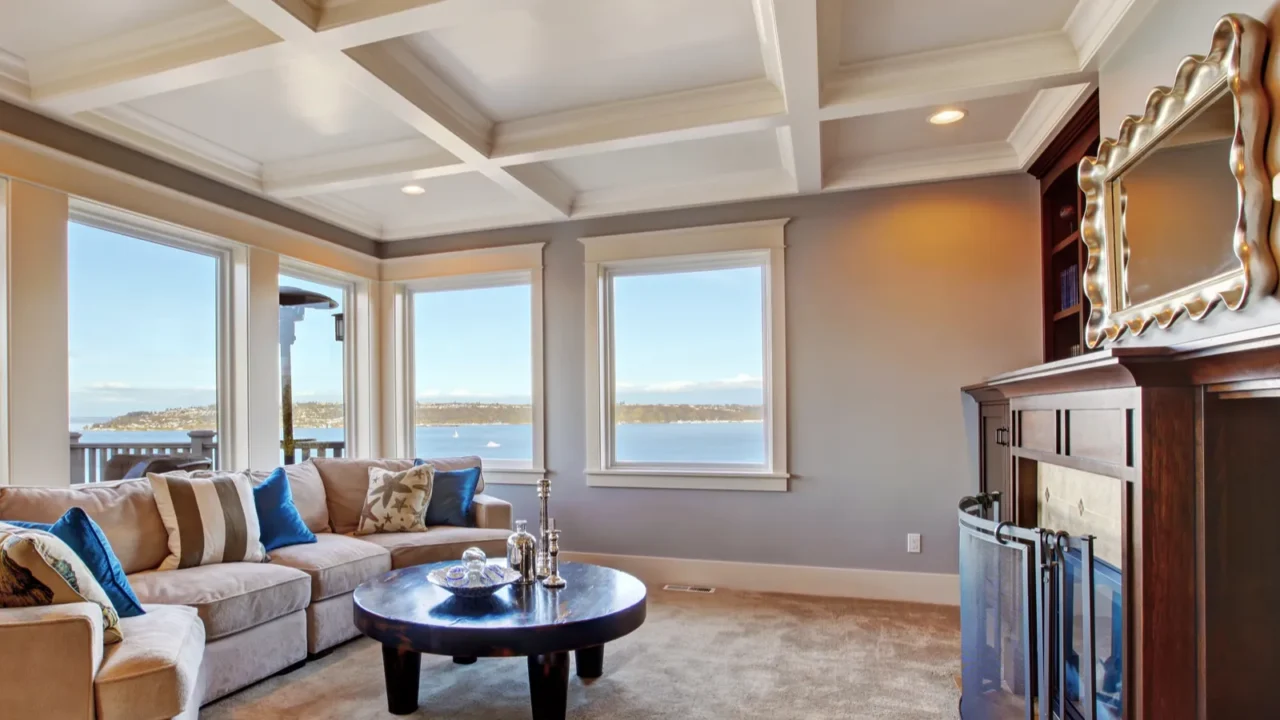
[583,220,788,491]
[389,243,545,484]
[278,271,348,465]
[68,218,224,480]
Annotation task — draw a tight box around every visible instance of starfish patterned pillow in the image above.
[354,464,435,535]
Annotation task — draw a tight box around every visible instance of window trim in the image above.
[278,260,368,459]
[68,199,236,469]
[385,244,546,486]
[581,219,789,492]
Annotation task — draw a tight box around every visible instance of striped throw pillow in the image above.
[147,471,265,570]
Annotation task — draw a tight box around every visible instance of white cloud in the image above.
[617,374,763,393]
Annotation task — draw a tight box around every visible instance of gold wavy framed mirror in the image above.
[1080,14,1274,347]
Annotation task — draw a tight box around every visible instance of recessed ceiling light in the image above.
[401,184,425,195]
[929,108,967,125]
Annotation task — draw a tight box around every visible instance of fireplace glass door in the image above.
[1061,550,1123,720]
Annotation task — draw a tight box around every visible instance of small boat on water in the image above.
[485,441,500,448]
[452,430,459,438]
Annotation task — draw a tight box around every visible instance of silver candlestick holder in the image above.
[536,478,551,579]
[542,527,565,589]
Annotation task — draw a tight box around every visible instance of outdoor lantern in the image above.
[334,312,345,343]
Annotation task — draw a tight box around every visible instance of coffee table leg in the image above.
[527,651,569,720]
[381,645,420,715]
[575,645,604,679]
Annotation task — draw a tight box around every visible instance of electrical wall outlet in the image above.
[907,533,922,554]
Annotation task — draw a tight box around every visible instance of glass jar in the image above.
[507,520,538,584]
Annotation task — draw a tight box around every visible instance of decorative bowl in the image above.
[427,563,522,599]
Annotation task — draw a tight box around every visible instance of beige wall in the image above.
[387,175,1041,575]
[6,181,69,486]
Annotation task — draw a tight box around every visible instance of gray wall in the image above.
[392,175,1041,575]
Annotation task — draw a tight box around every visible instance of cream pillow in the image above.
[147,471,265,570]
[0,523,123,644]
[355,464,434,535]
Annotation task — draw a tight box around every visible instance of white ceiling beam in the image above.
[314,0,518,48]
[824,142,1020,193]
[225,0,571,221]
[1007,83,1097,169]
[754,0,824,194]
[491,79,785,166]
[24,6,291,115]
[821,33,1090,121]
[262,138,468,197]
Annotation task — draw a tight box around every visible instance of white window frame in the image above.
[68,199,238,468]
[383,244,546,485]
[278,259,371,459]
[582,219,789,492]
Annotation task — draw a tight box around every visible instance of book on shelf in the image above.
[1059,264,1080,312]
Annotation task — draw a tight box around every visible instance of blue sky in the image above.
[69,223,766,418]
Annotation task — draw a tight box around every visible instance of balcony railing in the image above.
[69,431,345,484]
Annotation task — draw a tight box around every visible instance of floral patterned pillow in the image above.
[0,523,123,644]
[354,464,434,535]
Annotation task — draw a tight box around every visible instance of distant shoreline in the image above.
[82,402,764,432]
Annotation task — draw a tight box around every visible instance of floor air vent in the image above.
[663,584,716,594]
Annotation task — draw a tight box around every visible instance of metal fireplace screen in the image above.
[958,493,1114,720]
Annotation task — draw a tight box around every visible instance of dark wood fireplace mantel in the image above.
[964,327,1280,720]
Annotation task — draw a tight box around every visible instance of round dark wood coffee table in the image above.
[353,561,647,719]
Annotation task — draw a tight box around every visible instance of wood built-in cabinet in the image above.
[1030,92,1100,362]
[965,335,1280,719]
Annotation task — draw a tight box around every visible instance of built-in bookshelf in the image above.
[1030,92,1100,362]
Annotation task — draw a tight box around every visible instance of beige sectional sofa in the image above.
[0,457,513,720]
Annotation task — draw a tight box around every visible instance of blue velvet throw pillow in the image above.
[254,467,317,552]
[7,508,146,618]
[422,465,483,528]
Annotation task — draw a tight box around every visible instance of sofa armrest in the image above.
[0,603,104,720]
[471,493,512,530]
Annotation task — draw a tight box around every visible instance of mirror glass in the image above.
[1114,89,1240,307]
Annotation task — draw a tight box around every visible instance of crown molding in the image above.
[573,169,794,220]
[1008,82,1096,168]
[1065,0,1163,69]
[77,106,262,191]
[825,141,1020,192]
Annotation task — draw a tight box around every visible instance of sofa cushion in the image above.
[128,563,310,640]
[283,461,331,534]
[0,479,168,574]
[313,458,415,534]
[359,527,510,569]
[420,456,486,494]
[95,604,204,720]
[268,533,389,601]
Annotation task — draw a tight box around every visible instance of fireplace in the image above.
[958,492,1122,720]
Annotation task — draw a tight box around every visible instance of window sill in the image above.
[585,469,789,492]
[483,467,546,486]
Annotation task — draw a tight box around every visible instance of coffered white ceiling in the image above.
[0,0,1156,242]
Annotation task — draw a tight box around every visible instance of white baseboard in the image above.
[561,551,960,606]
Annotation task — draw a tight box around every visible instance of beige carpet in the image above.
[203,588,960,720]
